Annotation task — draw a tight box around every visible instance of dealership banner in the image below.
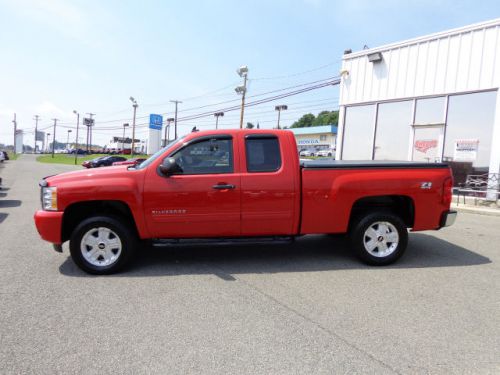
[453,139,479,161]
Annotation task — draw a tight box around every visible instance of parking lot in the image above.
[1,155,499,374]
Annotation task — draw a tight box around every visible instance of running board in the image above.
[152,236,294,248]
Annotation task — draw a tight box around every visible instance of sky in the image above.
[0,0,499,148]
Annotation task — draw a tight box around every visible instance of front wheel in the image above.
[349,212,408,265]
[69,216,137,274]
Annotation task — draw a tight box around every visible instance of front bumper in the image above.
[440,210,457,228]
[34,210,64,244]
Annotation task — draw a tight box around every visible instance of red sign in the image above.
[414,139,437,153]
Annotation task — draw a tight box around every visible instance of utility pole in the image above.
[170,100,182,140]
[214,112,224,130]
[33,115,40,153]
[73,111,80,165]
[12,113,17,155]
[275,105,288,129]
[51,119,58,158]
[129,97,138,156]
[235,65,249,129]
[86,113,95,153]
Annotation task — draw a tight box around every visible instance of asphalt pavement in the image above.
[0,155,499,374]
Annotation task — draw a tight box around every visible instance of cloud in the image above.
[36,100,69,118]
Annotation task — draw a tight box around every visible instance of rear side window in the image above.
[245,136,282,172]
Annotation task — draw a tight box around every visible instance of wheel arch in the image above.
[62,200,139,243]
[348,195,415,230]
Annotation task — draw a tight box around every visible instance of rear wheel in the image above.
[350,212,408,265]
[69,216,137,274]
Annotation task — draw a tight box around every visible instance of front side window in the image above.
[171,138,233,174]
[245,136,281,172]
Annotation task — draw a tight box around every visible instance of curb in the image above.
[451,204,500,217]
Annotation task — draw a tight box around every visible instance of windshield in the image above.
[135,137,186,170]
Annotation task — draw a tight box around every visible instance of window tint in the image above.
[246,137,281,172]
[171,138,233,174]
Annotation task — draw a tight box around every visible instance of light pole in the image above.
[275,105,288,129]
[73,110,80,165]
[214,112,224,130]
[164,118,174,146]
[235,65,248,129]
[130,97,138,156]
[122,123,129,152]
[66,130,72,149]
[46,133,50,153]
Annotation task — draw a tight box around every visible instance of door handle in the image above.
[212,184,236,190]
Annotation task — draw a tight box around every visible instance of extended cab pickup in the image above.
[34,129,456,274]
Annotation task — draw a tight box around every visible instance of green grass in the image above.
[36,153,148,165]
[7,151,19,160]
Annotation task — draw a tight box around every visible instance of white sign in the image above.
[453,139,479,161]
[297,139,320,145]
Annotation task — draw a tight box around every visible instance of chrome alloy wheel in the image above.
[80,227,122,267]
[363,221,399,257]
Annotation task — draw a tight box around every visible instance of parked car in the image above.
[112,158,146,167]
[316,149,335,157]
[34,129,456,275]
[299,149,315,157]
[69,148,87,155]
[83,156,127,168]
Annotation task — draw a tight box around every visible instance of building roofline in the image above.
[343,18,500,60]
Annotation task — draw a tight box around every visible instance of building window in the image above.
[342,105,376,160]
[443,91,497,173]
[414,97,446,125]
[374,101,413,160]
[320,135,327,141]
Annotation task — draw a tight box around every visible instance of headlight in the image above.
[41,186,58,211]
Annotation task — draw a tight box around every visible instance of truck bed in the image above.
[300,159,450,169]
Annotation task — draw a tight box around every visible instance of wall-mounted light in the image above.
[367,52,383,63]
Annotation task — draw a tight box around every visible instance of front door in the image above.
[412,126,445,162]
[143,135,241,238]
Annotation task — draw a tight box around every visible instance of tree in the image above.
[290,113,315,128]
[290,110,339,128]
[246,122,255,129]
[313,110,339,126]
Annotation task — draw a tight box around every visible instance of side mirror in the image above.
[159,157,180,176]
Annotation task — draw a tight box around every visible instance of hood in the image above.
[45,165,131,186]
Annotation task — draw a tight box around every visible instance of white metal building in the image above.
[337,18,500,188]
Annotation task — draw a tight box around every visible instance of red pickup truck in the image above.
[34,129,456,274]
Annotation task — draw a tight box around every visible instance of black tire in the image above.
[349,212,408,266]
[69,216,137,275]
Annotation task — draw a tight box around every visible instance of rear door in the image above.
[143,135,241,238]
[240,133,299,235]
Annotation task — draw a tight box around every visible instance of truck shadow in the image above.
[59,233,491,278]
[0,200,22,208]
